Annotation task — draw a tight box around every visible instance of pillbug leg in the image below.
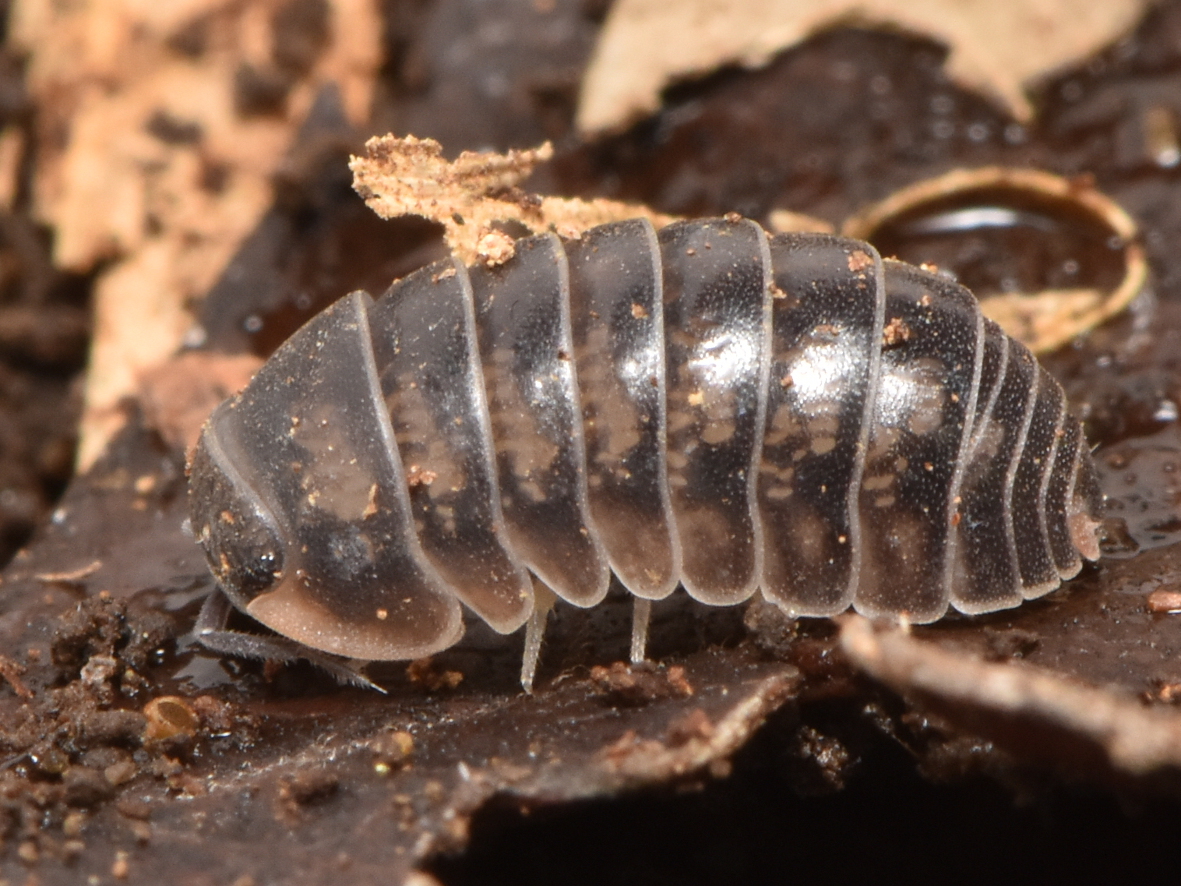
[194,588,242,645]
[195,590,386,692]
[521,581,558,693]
[630,597,652,664]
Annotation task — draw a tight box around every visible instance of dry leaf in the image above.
[577,0,1148,133]
[10,0,384,470]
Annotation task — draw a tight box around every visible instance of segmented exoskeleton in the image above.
[189,217,1104,690]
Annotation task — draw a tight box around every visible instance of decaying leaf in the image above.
[349,134,680,265]
[577,0,1149,133]
[350,135,835,263]
[10,0,384,470]
[353,142,1142,352]
[977,286,1142,355]
[840,616,1181,786]
[842,166,1146,353]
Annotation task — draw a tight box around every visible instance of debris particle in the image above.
[1148,681,1181,704]
[350,135,673,266]
[35,559,103,584]
[368,729,415,769]
[847,249,873,272]
[406,657,464,691]
[589,662,694,705]
[1147,588,1181,614]
[665,708,715,747]
[477,230,517,266]
[105,759,139,787]
[143,696,199,743]
[65,765,117,808]
[278,769,341,822]
[0,653,33,698]
[882,316,911,346]
[363,483,380,518]
[405,465,439,488]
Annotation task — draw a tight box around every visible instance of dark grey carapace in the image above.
[188,216,1104,690]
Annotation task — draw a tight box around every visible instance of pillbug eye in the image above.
[189,217,1103,692]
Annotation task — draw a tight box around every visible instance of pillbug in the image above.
[188,216,1104,690]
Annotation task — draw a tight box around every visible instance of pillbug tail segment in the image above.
[1068,439,1104,562]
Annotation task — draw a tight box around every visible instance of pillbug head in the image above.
[189,414,286,606]
[190,292,467,664]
